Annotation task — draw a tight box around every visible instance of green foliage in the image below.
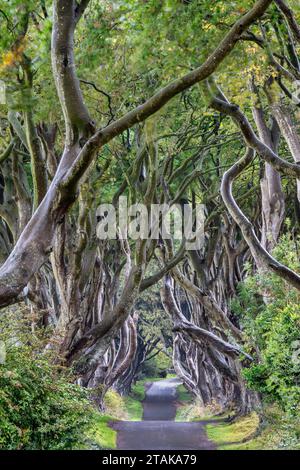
[0,308,96,450]
[139,354,169,379]
[232,234,300,414]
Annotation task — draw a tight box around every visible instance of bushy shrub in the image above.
[232,234,300,414]
[0,307,95,450]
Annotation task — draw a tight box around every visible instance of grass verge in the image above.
[83,414,117,449]
[206,412,259,449]
[206,406,300,450]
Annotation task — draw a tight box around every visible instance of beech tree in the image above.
[1,0,300,415]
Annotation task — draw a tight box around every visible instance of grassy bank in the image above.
[207,407,300,450]
[82,390,127,449]
[174,383,300,450]
[83,414,118,450]
[206,413,260,450]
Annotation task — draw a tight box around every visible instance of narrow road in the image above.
[112,377,216,450]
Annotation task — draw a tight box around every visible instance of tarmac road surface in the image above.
[111,378,216,450]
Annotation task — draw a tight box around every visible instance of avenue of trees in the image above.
[0,0,300,449]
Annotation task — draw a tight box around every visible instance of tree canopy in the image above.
[0,0,300,450]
